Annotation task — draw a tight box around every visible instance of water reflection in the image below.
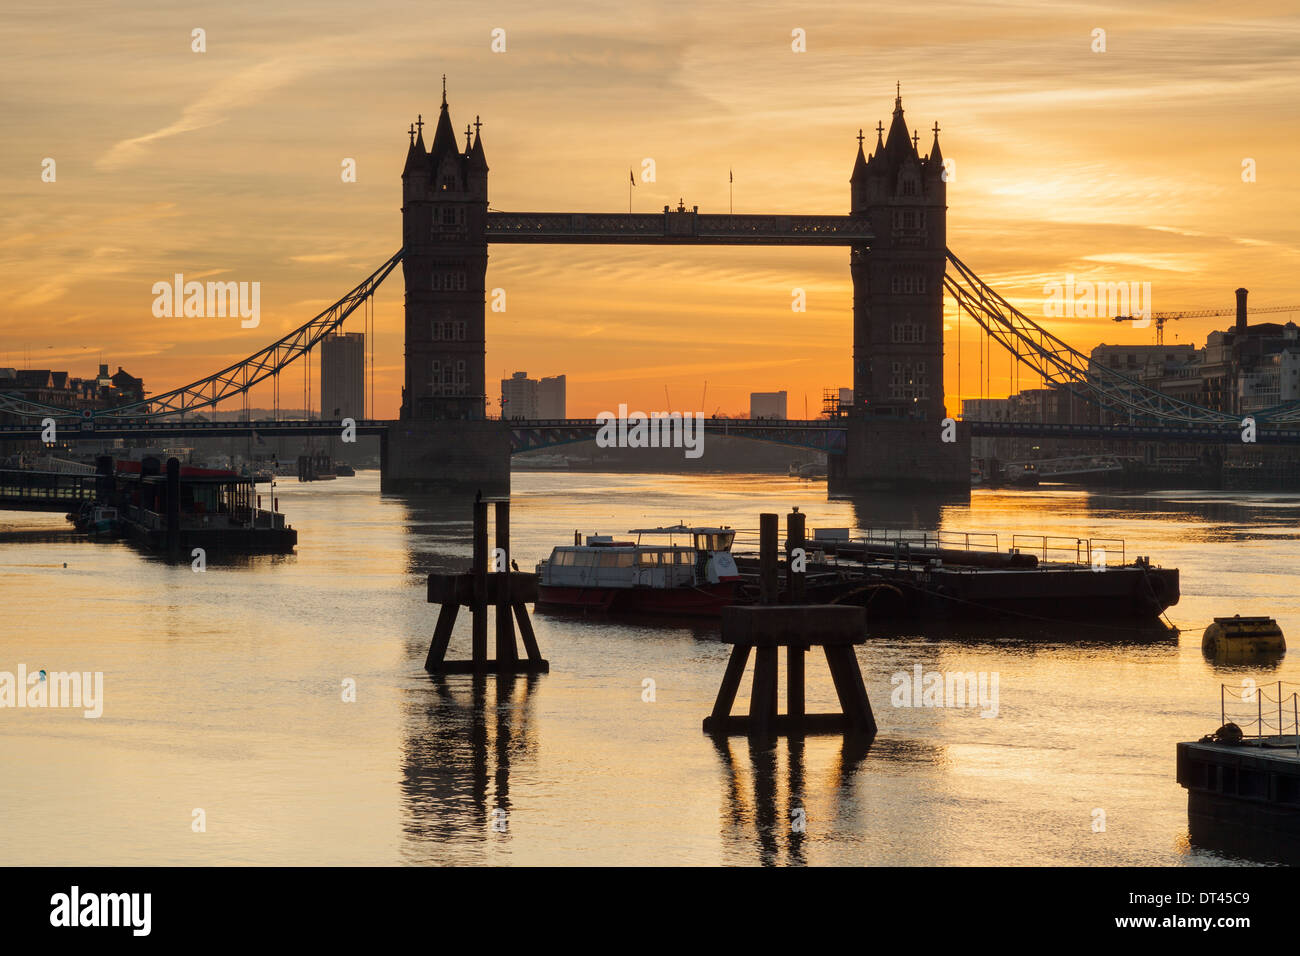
[841,491,968,530]
[867,618,1180,648]
[401,674,542,861]
[1084,489,1300,528]
[391,494,476,576]
[712,733,873,866]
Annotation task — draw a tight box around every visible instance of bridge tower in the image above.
[835,90,969,493]
[383,84,510,494]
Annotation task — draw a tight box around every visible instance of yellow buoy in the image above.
[1202,615,1285,659]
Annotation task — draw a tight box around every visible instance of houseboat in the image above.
[112,457,296,554]
[536,525,740,616]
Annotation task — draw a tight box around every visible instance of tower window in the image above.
[891,322,925,343]
[890,271,927,295]
[891,209,925,231]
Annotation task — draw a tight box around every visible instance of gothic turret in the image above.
[849,87,948,421]
[850,130,868,185]
[399,80,489,422]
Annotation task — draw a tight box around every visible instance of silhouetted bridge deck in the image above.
[485,212,873,245]
[2,417,1296,449]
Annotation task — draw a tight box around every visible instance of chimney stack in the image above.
[1235,288,1249,334]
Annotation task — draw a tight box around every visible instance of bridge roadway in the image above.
[1,417,1296,447]
[484,211,873,245]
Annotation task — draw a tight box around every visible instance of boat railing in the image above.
[1010,534,1126,566]
[127,506,164,530]
[729,525,1131,571]
[858,528,1002,553]
[1220,682,1300,751]
[731,527,1002,554]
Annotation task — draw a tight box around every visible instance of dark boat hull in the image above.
[122,520,297,555]
[735,558,1179,625]
[537,581,736,617]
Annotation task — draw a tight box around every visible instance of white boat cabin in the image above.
[538,526,739,590]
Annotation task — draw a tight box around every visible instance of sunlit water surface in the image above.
[2,472,1297,865]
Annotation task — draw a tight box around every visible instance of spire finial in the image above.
[876,121,884,137]
[466,122,472,145]
[408,123,415,145]
[416,114,424,136]
[912,129,919,149]
[895,81,901,108]
[857,128,864,147]
[474,115,482,137]
[933,121,941,136]
[441,75,447,107]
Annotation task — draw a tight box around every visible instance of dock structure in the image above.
[703,511,876,737]
[424,497,549,675]
[1177,683,1300,861]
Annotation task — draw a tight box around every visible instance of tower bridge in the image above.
[385,84,959,492]
[4,85,1293,497]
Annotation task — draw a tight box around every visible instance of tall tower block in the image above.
[834,91,968,493]
[382,84,510,495]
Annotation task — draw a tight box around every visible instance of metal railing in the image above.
[1221,681,1300,751]
[1010,535,1126,566]
[727,526,1132,572]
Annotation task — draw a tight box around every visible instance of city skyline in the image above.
[3,2,1297,419]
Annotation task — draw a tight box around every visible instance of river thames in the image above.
[2,472,1297,865]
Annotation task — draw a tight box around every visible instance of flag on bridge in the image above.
[629,169,636,186]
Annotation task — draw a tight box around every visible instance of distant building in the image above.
[110,367,145,404]
[750,391,787,419]
[500,371,566,419]
[537,374,566,419]
[501,371,537,419]
[321,332,365,420]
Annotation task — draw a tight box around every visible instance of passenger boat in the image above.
[536,525,740,616]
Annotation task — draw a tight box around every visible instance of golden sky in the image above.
[2,0,1297,419]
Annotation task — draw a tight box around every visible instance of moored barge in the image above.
[536,526,740,616]
[732,525,1179,624]
[110,456,296,554]
[1178,682,1300,862]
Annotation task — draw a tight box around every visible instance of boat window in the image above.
[637,551,662,566]
[598,552,634,568]
[675,550,696,564]
[574,551,596,566]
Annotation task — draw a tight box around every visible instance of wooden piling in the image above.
[786,507,806,602]
[703,605,875,737]
[759,512,778,604]
[494,500,517,671]
[472,500,488,665]
[424,497,549,675]
[786,507,807,718]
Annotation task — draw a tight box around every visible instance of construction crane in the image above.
[1114,304,1300,345]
